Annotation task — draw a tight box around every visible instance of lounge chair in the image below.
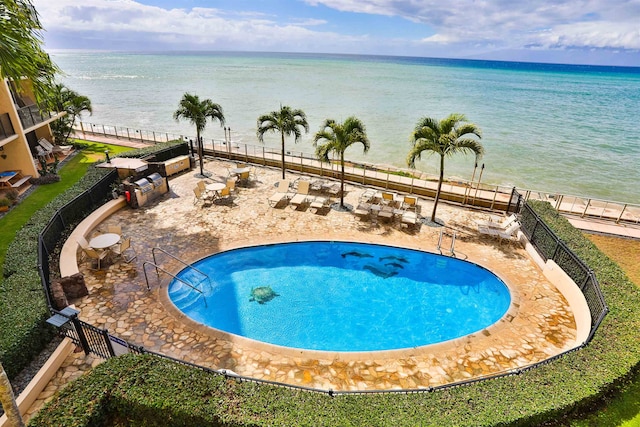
[309,196,330,214]
[289,181,311,210]
[354,203,371,220]
[268,180,293,207]
[381,192,396,206]
[476,213,517,230]
[359,189,376,203]
[497,223,521,243]
[36,145,53,160]
[39,137,72,155]
[402,195,418,211]
[401,210,420,229]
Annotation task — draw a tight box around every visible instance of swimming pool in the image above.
[168,241,511,352]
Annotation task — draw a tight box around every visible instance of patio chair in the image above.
[237,171,250,187]
[289,180,311,210]
[112,236,137,263]
[107,224,122,236]
[193,187,213,207]
[268,180,293,208]
[226,179,237,194]
[82,247,110,269]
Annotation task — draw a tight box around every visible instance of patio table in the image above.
[90,233,121,249]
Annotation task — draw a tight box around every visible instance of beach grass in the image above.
[0,141,131,282]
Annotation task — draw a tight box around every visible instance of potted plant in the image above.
[5,189,18,205]
[0,198,11,212]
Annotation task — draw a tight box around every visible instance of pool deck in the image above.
[48,157,577,394]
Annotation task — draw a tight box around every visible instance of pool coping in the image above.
[158,238,523,362]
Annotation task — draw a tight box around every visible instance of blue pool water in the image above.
[168,242,511,352]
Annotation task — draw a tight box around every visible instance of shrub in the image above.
[29,200,640,426]
[30,174,62,185]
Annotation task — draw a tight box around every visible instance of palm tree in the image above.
[407,113,483,223]
[0,361,24,427]
[256,105,309,180]
[49,83,93,144]
[0,0,58,101]
[314,116,370,209]
[174,93,225,177]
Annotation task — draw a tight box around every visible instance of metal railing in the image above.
[16,104,56,129]
[518,196,608,342]
[74,121,640,225]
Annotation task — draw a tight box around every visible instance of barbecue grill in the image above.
[147,173,164,189]
[133,177,153,195]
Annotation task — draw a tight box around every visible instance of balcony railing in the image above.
[16,104,56,129]
[0,112,15,140]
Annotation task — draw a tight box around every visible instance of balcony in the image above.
[16,104,57,129]
[0,113,15,140]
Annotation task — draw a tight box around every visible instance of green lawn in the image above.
[0,142,131,277]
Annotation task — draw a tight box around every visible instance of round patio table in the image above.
[89,233,120,249]
[206,182,226,197]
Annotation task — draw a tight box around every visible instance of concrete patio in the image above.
[54,158,577,392]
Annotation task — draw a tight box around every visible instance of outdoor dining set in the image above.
[77,224,137,269]
[193,164,256,207]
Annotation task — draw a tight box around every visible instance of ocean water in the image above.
[51,51,640,203]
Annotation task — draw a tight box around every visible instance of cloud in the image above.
[305,0,640,52]
[33,0,640,62]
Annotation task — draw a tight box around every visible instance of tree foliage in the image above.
[174,93,225,176]
[407,113,483,223]
[314,116,370,208]
[256,105,309,180]
[48,83,93,144]
[0,0,58,101]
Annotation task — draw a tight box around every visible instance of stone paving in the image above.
[64,159,577,392]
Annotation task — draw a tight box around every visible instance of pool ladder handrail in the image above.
[151,247,212,290]
[142,261,207,307]
[436,229,457,257]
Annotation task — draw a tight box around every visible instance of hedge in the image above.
[27,200,640,426]
[0,141,184,380]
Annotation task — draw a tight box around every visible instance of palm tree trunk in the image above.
[197,132,204,176]
[280,132,286,180]
[340,153,345,208]
[431,155,445,223]
[0,362,25,427]
[63,114,76,142]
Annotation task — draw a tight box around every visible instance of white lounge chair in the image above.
[39,137,72,155]
[401,210,420,228]
[497,223,521,243]
[268,180,293,207]
[289,181,311,210]
[476,213,517,230]
[309,196,330,214]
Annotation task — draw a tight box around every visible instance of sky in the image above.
[33,0,640,66]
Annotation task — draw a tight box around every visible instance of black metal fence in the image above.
[37,159,608,396]
[37,169,119,307]
[518,199,608,342]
